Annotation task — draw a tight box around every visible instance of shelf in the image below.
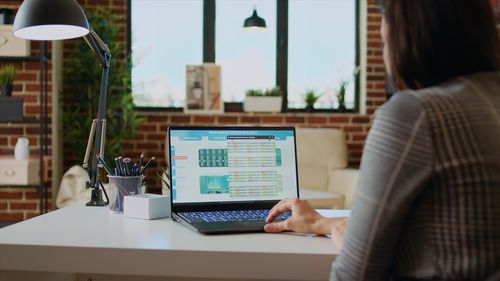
[0,56,40,62]
[0,117,48,124]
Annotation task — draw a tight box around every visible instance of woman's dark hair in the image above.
[381,0,498,89]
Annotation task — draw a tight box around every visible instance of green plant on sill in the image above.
[62,7,142,164]
[337,80,348,110]
[0,64,16,86]
[304,90,322,107]
[245,86,282,97]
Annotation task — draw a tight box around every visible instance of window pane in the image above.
[216,0,276,102]
[131,0,203,107]
[288,0,356,109]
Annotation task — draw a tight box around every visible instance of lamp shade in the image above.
[13,0,90,40]
[243,9,266,29]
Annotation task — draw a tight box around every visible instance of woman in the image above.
[265,0,500,280]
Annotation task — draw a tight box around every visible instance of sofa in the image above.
[296,128,359,209]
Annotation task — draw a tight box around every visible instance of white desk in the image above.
[0,205,350,281]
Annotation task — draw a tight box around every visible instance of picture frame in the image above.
[0,25,30,57]
[185,63,222,114]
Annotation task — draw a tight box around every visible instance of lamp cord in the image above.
[99,180,110,204]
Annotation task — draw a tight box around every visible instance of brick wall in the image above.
[0,1,53,221]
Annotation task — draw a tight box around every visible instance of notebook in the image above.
[167,126,300,234]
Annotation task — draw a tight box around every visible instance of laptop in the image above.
[168,126,300,234]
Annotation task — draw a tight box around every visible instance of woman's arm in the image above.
[330,92,433,281]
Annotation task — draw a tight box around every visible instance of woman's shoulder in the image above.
[385,71,500,116]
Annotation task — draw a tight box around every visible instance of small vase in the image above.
[14,137,29,160]
[305,104,315,112]
[0,84,13,97]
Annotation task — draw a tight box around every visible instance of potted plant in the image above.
[337,80,348,112]
[304,90,321,112]
[0,64,16,97]
[243,86,282,112]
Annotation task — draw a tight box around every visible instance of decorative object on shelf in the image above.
[337,80,348,112]
[0,25,30,57]
[0,64,15,97]
[0,157,40,185]
[12,0,140,207]
[304,90,322,112]
[14,137,30,160]
[243,8,266,29]
[0,96,23,121]
[185,63,222,113]
[244,86,283,112]
[0,8,13,24]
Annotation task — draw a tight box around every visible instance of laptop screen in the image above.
[169,127,299,204]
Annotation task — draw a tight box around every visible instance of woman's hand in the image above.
[264,198,335,235]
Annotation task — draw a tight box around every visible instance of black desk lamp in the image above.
[13,0,111,207]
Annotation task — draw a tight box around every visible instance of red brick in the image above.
[0,191,23,199]
[285,116,305,124]
[0,137,7,145]
[0,202,7,209]
[10,202,38,210]
[193,116,215,123]
[146,115,169,122]
[15,73,37,81]
[352,134,368,141]
[352,117,371,124]
[26,213,41,220]
[170,116,191,123]
[306,116,327,124]
[138,124,157,131]
[25,191,41,200]
[136,143,159,150]
[217,116,238,124]
[329,116,350,123]
[262,116,283,124]
[0,127,23,135]
[240,116,261,123]
[347,143,364,151]
[343,126,363,132]
[0,213,24,221]
[23,94,38,103]
[146,134,166,141]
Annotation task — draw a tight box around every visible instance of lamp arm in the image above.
[83,27,112,206]
[83,29,111,67]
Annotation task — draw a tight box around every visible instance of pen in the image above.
[139,153,144,172]
[123,158,131,176]
[140,156,155,175]
[96,154,113,175]
[132,163,137,176]
[118,156,125,176]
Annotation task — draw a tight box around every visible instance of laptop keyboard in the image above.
[178,209,291,223]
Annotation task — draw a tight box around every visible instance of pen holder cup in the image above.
[108,175,144,213]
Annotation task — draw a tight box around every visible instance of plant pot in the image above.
[305,104,315,112]
[0,84,13,97]
[244,96,282,112]
[337,104,346,112]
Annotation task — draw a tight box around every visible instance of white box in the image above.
[243,96,282,112]
[124,194,171,220]
[0,157,40,185]
[0,25,30,57]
